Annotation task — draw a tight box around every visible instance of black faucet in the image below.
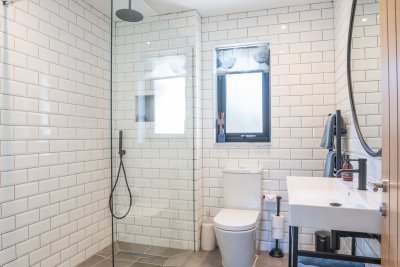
[336,158,367,190]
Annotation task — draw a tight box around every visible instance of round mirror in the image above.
[348,0,382,157]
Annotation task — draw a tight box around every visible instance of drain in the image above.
[329,202,342,207]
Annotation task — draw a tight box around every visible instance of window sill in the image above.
[213,141,272,148]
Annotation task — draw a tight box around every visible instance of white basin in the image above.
[287,176,382,234]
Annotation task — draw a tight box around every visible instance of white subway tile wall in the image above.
[0,0,111,266]
[202,2,335,252]
[334,0,381,265]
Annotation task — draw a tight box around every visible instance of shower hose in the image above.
[109,132,132,219]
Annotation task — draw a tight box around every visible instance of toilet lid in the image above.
[214,209,259,231]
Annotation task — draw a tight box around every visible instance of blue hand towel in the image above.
[320,114,346,149]
[323,151,336,177]
[320,114,335,149]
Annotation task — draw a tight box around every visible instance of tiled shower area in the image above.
[0,0,203,265]
[110,9,202,251]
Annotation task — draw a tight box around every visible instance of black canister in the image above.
[315,230,334,252]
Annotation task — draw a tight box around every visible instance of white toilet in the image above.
[214,169,262,267]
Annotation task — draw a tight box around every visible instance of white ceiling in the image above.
[145,0,332,17]
[84,0,332,19]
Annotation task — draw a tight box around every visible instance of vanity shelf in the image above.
[288,226,381,267]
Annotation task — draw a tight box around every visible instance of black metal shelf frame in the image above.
[288,226,381,267]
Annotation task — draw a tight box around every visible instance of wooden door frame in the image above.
[381,0,399,266]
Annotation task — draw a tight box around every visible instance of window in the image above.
[154,77,186,134]
[216,44,271,142]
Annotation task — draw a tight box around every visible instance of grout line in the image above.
[143,245,152,255]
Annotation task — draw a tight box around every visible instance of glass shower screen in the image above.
[110,3,197,257]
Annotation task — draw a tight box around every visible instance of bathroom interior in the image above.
[0,0,395,266]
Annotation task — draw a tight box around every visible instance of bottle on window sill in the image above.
[217,134,225,143]
[216,112,226,143]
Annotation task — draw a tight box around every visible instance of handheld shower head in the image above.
[116,0,144,22]
[118,130,126,157]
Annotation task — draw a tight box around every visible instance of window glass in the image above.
[154,77,185,134]
[225,73,263,133]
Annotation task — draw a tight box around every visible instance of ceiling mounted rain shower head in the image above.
[116,0,144,22]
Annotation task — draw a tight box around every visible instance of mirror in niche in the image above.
[349,0,382,157]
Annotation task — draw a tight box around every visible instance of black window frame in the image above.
[217,70,271,143]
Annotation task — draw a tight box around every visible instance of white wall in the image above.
[0,0,111,266]
[201,2,336,251]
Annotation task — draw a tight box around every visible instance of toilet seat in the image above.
[214,209,259,231]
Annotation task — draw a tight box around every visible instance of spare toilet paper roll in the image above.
[271,214,285,229]
[272,228,285,240]
[264,193,277,202]
[201,222,216,251]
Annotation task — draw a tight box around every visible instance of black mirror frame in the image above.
[347,0,382,157]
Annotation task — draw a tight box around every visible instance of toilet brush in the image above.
[269,196,284,258]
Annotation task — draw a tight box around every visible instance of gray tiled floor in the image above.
[77,242,288,267]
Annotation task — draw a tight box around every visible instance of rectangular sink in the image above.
[287,176,382,234]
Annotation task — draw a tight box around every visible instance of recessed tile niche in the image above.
[135,95,154,122]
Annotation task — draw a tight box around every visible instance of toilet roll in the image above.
[271,214,285,229]
[264,193,277,202]
[201,222,216,251]
[272,228,285,240]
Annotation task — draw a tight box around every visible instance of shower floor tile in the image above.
[77,242,288,267]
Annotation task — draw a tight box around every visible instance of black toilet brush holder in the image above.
[269,196,284,258]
